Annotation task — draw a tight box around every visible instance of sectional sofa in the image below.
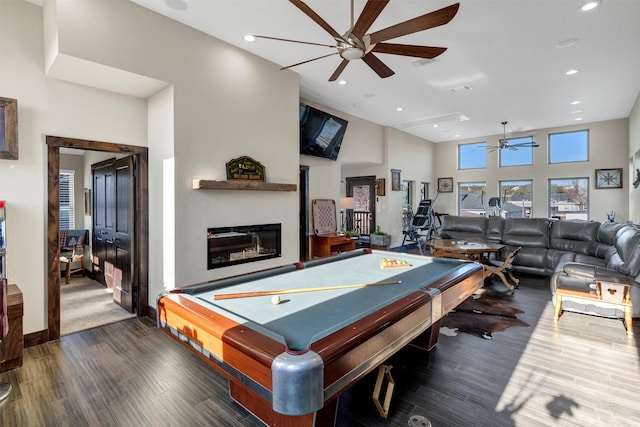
[437,216,640,318]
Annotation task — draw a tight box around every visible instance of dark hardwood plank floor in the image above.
[1,275,639,426]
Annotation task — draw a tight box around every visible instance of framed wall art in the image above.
[595,168,622,189]
[0,97,18,160]
[391,169,401,191]
[438,177,454,193]
[376,178,386,196]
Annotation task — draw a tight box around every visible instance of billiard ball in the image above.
[271,295,281,305]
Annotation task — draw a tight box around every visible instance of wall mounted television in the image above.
[299,103,349,161]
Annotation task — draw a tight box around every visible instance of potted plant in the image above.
[370,230,392,247]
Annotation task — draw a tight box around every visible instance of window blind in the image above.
[60,170,75,230]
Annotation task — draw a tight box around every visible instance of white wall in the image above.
[434,118,630,222]
[0,1,147,334]
[309,103,438,248]
[629,92,640,221]
[50,0,300,291]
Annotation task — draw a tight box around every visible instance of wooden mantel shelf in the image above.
[192,179,296,192]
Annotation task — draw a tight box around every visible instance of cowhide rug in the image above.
[440,291,529,340]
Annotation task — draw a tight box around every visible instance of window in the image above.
[458,181,486,216]
[500,137,534,167]
[549,130,589,163]
[420,182,429,201]
[458,142,486,169]
[499,180,533,218]
[60,170,75,230]
[549,178,589,220]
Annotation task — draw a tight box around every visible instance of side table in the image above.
[0,284,23,371]
[311,234,356,258]
[554,280,632,335]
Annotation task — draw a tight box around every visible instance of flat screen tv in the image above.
[299,103,348,161]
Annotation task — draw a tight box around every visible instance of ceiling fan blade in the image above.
[371,43,447,59]
[289,0,342,40]
[361,53,395,78]
[368,3,460,44]
[351,0,390,38]
[253,35,336,49]
[280,52,339,71]
[509,142,539,148]
[329,59,349,82]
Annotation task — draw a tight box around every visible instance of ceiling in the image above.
[129,0,640,143]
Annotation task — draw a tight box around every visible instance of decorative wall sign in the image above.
[391,169,401,191]
[0,97,18,160]
[438,177,454,193]
[226,156,266,181]
[376,178,386,196]
[595,168,622,189]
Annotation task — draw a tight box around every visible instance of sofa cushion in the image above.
[613,225,640,276]
[439,216,487,240]
[485,216,504,243]
[501,218,549,248]
[597,222,628,245]
[549,220,599,256]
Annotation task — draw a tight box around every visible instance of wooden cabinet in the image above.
[312,234,356,258]
[0,284,23,372]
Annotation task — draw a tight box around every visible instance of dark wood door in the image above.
[92,158,115,287]
[92,156,135,313]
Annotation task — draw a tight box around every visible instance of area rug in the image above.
[440,291,529,339]
[61,277,136,336]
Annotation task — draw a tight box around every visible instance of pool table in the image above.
[156,249,483,427]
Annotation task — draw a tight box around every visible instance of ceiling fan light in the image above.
[339,46,365,61]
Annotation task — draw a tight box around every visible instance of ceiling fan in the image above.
[486,121,540,152]
[251,0,460,81]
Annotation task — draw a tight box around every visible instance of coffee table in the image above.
[426,238,504,262]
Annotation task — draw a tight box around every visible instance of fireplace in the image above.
[207,223,281,270]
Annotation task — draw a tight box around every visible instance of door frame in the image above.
[345,175,377,234]
[46,135,149,341]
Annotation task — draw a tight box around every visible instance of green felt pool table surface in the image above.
[191,250,468,350]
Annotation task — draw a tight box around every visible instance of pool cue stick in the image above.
[213,280,402,301]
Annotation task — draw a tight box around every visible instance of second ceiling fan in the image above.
[252,0,460,81]
[486,121,540,152]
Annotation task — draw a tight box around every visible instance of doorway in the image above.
[46,136,148,342]
[345,176,377,235]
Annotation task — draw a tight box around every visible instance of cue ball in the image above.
[271,295,281,305]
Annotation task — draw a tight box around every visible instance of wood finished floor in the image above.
[1,275,640,426]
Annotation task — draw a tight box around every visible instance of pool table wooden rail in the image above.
[157,257,483,427]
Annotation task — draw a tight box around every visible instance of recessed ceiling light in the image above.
[565,69,579,76]
[571,110,583,114]
[338,80,347,85]
[455,134,461,138]
[575,117,584,121]
[580,1,601,12]
[433,124,438,128]
[571,100,581,105]
[555,38,578,49]
[396,107,404,112]
[244,34,256,42]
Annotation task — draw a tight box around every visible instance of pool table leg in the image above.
[410,319,443,351]
[229,380,339,427]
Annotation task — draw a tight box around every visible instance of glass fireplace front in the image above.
[207,223,281,270]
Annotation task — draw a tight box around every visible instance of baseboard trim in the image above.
[24,304,158,349]
[24,330,49,348]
